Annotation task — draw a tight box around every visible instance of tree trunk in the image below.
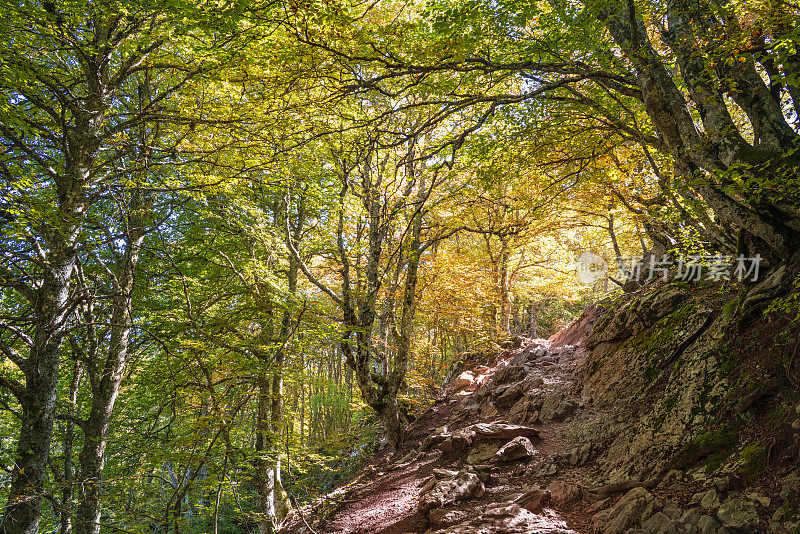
[3,168,87,534]
[75,193,145,534]
[596,0,800,263]
[59,360,83,534]
[498,238,512,334]
[254,370,277,534]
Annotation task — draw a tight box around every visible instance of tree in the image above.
[0,2,250,530]
[285,127,456,450]
[284,0,800,265]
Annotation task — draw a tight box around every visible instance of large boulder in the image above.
[717,496,760,530]
[470,422,540,440]
[419,468,485,512]
[493,436,537,462]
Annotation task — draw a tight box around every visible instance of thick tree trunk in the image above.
[596,0,800,262]
[3,170,87,534]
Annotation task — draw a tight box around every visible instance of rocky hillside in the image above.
[281,278,800,534]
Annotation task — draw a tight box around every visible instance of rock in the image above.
[525,409,540,424]
[592,487,654,534]
[641,512,678,534]
[466,442,501,464]
[694,489,721,510]
[455,371,476,389]
[589,498,610,514]
[437,433,472,453]
[419,468,485,512]
[662,501,683,520]
[742,263,793,311]
[432,503,576,534]
[469,422,540,440]
[512,345,549,366]
[493,436,536,462]
[459,396,479,413]
[428,508,469,527]
[492,364,526,386]
[419,475,436,494]
[548,480,583,509]
[481,402,499,418]
[561,443,594,466]
[713,476,732,493]
[659,470,685,488]
[679,508,702,526]
[717,497,760,529]
[780,471,799,500]
[495,380,529,407]
[422,433,449,451]
[509,395,531,417]
[539,393,578,421]
[527,459,558,477]
[745,492,771,508]
[530,376,545,388]
[514,488,551,513]
[735,378,784,413]
[470,464,495,480]
[697,514,721,534]
[623,279,642,292]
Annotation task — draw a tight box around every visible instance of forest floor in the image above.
[281,333,609,534]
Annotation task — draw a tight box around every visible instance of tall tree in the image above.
[0,2,245,530]
[286,132,454,449]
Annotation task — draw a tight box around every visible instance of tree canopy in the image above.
[1,0,798,531]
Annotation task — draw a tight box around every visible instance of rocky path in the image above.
[282,286,800,534]
[282,337,603,533]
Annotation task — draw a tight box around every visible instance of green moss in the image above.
[589,357,604,375]
[674,426,738,470]
[736,443,768,482]
[694,428,735,449]
[705,450,729,472]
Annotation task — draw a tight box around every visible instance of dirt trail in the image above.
[282,337,603,534]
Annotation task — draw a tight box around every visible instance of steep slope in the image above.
[281,278,800,534]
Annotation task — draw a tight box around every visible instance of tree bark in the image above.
[59,360,83,534]
[75,191,145,534]
[595,0,800,262]
[498,237,512,334]
[3,163,89,534]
